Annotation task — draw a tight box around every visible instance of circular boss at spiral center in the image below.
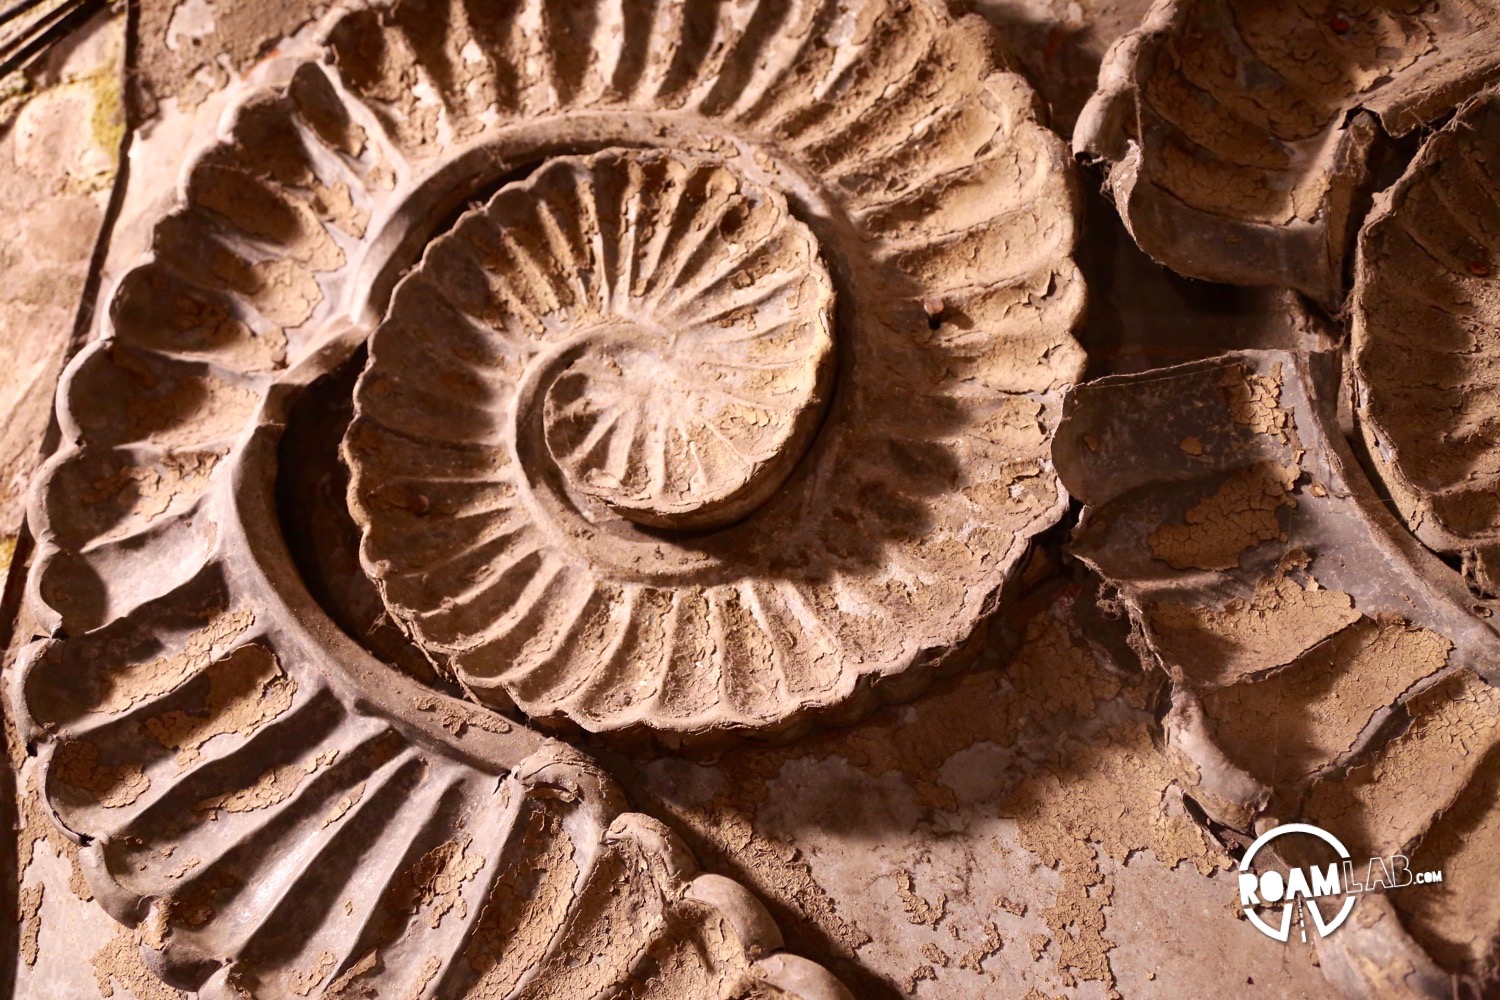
[539,286,833,531]
[364,148,834,539]
[531,152,835,530]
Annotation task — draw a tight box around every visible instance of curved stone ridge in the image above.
[14,601,851,1000]
[1351,86,1500,595]
[1075,0,1500,305]
[350,149,836,538]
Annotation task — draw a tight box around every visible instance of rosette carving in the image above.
[1075,0,1500,305]
[350,147,827,581]
[321,0,1086,740]
[1350,87,1500,595]
[14,0,1082,995]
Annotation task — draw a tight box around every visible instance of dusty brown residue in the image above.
[1148,462,1298,571]
[321,780,365,828]
[1309,670,1500,859]
[90,927,189,999]
[136,0,331,110]
[638,797,873,962]
[1150,558,1360,686]
[193,748,337,817]
[98,353,261,452]
[604,592,1259,997]
[390,835,486,930]
[82,450,223,532]
[1201,616,1451,786]
[88,610,254,715]
[464,809,580,994]
[957,921,1003,974]
[16,762,92,902]
[52,739,150,808]
[1219,362,1291,442]
[896,871,947,927]
[1001,705,1227,992]
[19,882,43,966]
[288,950,337,996]
[143,643,295,764]
[1393,731,1500,973]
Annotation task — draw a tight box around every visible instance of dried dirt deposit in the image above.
[8,0,1500,997]
[7,0,1088,997]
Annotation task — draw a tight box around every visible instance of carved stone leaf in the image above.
[1052,350,1500,994]
[1351,86,1500,595]
[1075,0,1500,305]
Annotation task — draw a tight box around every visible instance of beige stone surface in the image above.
[6,2,1498,999]
[603,580,1338,998]
[0,12,120,572]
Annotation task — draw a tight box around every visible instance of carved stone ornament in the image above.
[320,1,1086,740]
[1350,86,1500,596]
[1075,0,1500,306]
[10,0,1084,997]
[1053,351,1500,994]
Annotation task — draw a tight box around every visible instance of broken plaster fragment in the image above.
[51,740,150,808]
[896,871,948,927]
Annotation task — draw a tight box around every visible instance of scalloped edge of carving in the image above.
[1074,0,1500,306]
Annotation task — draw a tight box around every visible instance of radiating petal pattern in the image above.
[298,0,1087,741]
[14,586,849,1000]
[1351,86,1500,595]
[348,148,835,546]
[24,1,1188,994]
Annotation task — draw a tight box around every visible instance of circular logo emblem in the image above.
[1239,823,1357,941]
